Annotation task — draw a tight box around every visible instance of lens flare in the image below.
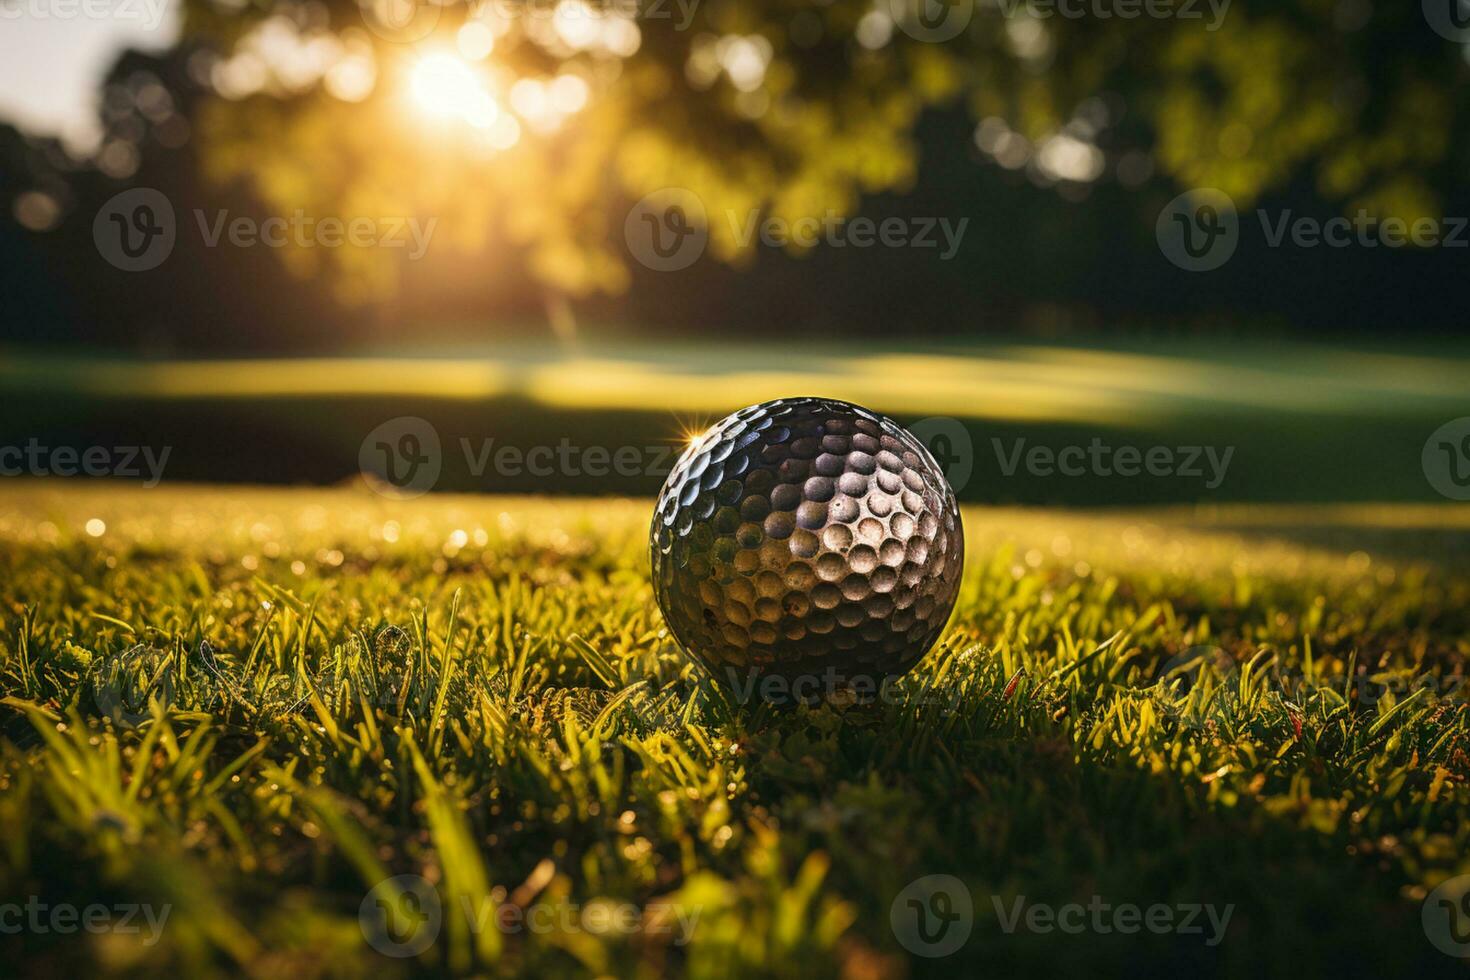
[409,52,497,127]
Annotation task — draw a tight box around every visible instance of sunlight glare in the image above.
[409,52,497,127]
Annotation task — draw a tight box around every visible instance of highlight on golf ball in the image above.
[650,397,964,703]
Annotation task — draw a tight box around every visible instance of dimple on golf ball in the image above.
[650,397,964,700]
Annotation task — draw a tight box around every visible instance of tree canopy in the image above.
[176,0,1468,299]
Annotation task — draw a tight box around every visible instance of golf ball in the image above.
[650,397,964,701]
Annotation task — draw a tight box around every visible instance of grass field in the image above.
[6,337,1469,504]
[3,482,1470,977]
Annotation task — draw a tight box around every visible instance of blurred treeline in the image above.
[3,0,1470,351]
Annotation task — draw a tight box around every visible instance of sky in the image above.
[0,5,180,152]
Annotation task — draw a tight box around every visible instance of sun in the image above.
[408,52,498,128]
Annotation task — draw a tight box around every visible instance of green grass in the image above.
[6,336,1470,504]
[2,483,1470,977]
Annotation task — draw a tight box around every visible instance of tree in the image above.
[178,0,1469,300]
